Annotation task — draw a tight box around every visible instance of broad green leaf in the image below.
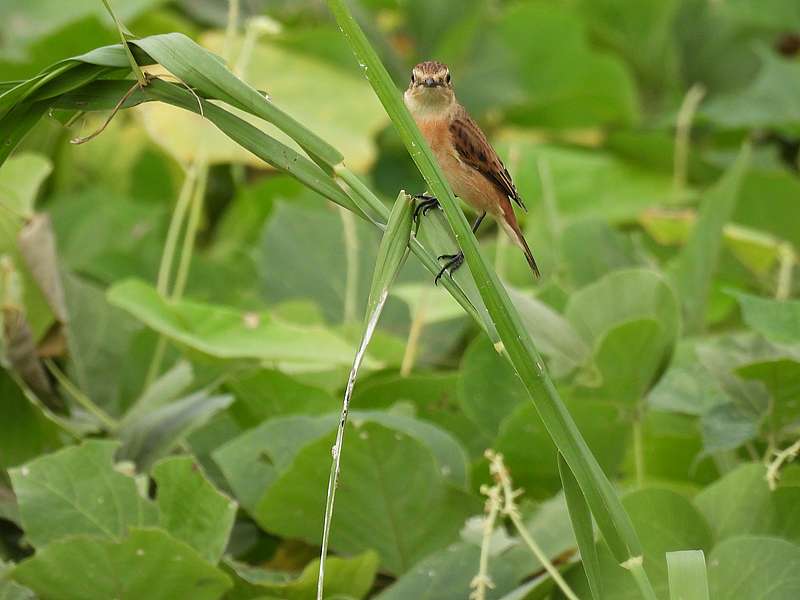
[507,286,591,377]
[738,359,800,434]
[0,559,34,600]
[213,415,335,513]
[496,399,629,500]
[561,220,642,288]
[671,146,750,334]
[375,542,519,600]
[356,411,470,489]
[494,3,639,128]
[0,153,55,337]
[214,412,469,511]
[353,371,488,457]
[117,390,234,471]
[648,341,734,417]
[703,49,800,131]
[107,278,361,366]
[695,463,800,544]
[626,411,718,487]
[458,336,527,437]
[255,422,479,574]
[224,551,378,600]
[568,488,712,600]
[259,201,379,324]
[575,0,681,105]
[8,440,156,548]
[707,536,800,599]
[0,369,61,472]
[152,456,237,564]
[733,291,800,344]
[227,368,338,424]
[63,273,143,416]
[735,168,800,249]
[498,142,677,224]
[565,269,680,351]
[587,319,668,404]
[667,550,709,600]
[11,528,231,600]
[0,153,51,216]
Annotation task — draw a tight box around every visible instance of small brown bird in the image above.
[404,60,539,282]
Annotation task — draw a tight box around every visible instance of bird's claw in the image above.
[412,194,440,223]
[434,252,464,285]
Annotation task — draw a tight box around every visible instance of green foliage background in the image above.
[1,0,800,598]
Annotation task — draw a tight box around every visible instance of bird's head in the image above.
[404,60,455,115]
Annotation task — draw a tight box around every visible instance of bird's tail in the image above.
[501,208,540,279]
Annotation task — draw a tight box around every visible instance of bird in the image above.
[404,60,540,284]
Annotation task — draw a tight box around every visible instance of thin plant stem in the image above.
[673,84,706,202]
[486,450,580,600]
[339,205,360,324]
[44,359,118,431]
[624,557,659,600]
[156,164,197,295]
[145,163,199,388]
[223,0,240,65]
[101,0,146,87]
[400,287,429,377]
[776,243,796,300]
[471,484,502,600]
[172,162,208,300]
[633,410,645,488]
[317,290,389,600]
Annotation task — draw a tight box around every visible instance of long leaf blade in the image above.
[667,550,710,600]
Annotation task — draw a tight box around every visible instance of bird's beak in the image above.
[423,78,436,88]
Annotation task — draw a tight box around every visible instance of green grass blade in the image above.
[141,80,357,213]
[130,34,343,167]
[559,454,602,600]
[317,192,413,599]
[671,145,750,334]
[365,192,413,320]
[325,0,647,568]
[100,0,146,86]
[667,550,710,600]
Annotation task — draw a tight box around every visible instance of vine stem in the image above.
[673,84,706,201]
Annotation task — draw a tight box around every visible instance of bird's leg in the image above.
[434,212,486,284]
[412,193,440,223]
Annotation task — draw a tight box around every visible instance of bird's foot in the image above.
[412,194,440,223]
[434,252,464,285]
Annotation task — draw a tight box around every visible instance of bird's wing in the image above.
[448,105,526,211]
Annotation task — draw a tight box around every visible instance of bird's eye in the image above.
[411,72,416,83]
[446,73,451,83]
